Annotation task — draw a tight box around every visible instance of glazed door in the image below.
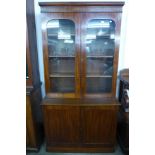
[42,13,80,98]
[80,13,121,97]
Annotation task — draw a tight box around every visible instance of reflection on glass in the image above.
[47,19,75,93]
[86,19,115,93]
[49,58,75,76]
[50,78,75,93]
[86,19,115,57]
[87,58,113,76]
[86,78,112,93]
[47,19,75,57]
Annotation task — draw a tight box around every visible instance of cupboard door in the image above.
[42,13,80,97]
[80,13,122,97]
[43,105,80,146]
[81,106,117,146]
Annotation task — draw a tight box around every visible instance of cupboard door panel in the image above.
[44,105,80,145]
[81,106,117,145]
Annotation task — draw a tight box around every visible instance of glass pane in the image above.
[87,57,113,76]
[49,58,75,75]
[50,78,75,93]
[86,39,114,56]
[86,78,112,93]
[47,19,75,93]
[86,19,115,93]
[47,19,75,57]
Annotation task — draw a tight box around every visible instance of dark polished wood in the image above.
[40,2,124,98]
[80,12,122,97]
[39,1,125,152]
[46,145,115,152]
[39,2,125,6]
[39,2,124,13]
[43,105,80,145]
[26,87,43,151]
[42,97,120,152]
[119,69,129,102]
[26,95,38,150]
[26,25,33,86]
[118,69,129,154]
[41,13,81,97]
[26,0,43,151]
[81,106,118,145]
[118,107,129,154]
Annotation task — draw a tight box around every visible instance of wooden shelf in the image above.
[49,74,75,77]
[86,75,112,78]
[48,34,75,36]
[87,56,113,58]
[49,56,75,58]
[48,56,113,58]
[50,74,112,78]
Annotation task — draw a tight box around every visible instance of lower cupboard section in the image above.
[42,98,119,152]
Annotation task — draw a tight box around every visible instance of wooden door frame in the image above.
[80,13,122,98]
[41,13,81,98]
[26,24,33,86]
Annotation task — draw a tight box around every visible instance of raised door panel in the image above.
[44,105,80,146]
[80,13,122,97]
[81,106,117,145]
[41,13,81,98]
